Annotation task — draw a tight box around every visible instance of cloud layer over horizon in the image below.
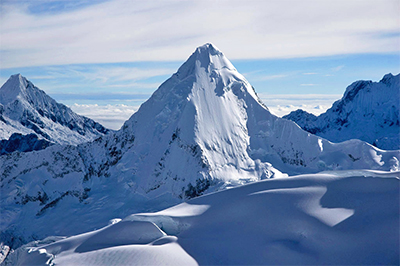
[69,94,341,130]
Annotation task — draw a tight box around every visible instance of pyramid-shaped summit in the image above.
[111,43,398,198]
[116,43,283,198]
[0,74,65,110]
[0,74,29,104]
[175,43,236,76]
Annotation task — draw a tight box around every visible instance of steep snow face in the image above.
[282,109,318,131]
[0,74,110,145]
[118,43,281,199]
[284,73,400,150]
[5,170,399,266]
[1,44,399,254]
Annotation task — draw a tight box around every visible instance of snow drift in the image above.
[5,170,399,265]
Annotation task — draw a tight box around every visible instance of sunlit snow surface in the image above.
[5,170,399,266]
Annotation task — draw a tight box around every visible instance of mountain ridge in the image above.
[0,133,53,155]
[284,73,400,150]
[0,74,111,146]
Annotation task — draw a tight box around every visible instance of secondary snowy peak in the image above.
[380,73,397,85]
[0,74,28,104]
[284,73,400,150]
[1,74,60,115]
[0,74,111,145]
[342,73,398,104]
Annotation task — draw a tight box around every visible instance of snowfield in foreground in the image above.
[5,170,399,266]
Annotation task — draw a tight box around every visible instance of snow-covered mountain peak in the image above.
[0,73,58,115]
[284,73,400,150]
[102,44,288,203]
[123,43,261,132]
[0,74,111,145]
[342,80,371,102]
[342,73,399,103]
[0,74,28,104]
[380,72,398,86]
[175,43,237,79]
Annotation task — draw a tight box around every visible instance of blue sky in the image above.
[1,0,399,129]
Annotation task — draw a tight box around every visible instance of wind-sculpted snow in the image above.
[5,171,399,265]
[1,44,399,257]
[284,73,400,150]
[0,74,110,146]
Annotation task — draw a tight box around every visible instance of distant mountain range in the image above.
[284,73,399,150]
[1,44,398,257]
[0,74,111,149]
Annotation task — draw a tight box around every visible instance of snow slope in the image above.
[0,133,53,155]
[4,170,399,265]
[1,44,399,254]
[0,74,110,146]
[284,73,400,150]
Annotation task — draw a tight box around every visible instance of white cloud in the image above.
[38,65,174,83]
[331,65,345,72]
[69,103,138,130]
[1,0,399,68]
[300,84,319,86]
[259,94,341,117]
[68,94,341,129]
[245,74,289,81]
[75,67,176,83]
